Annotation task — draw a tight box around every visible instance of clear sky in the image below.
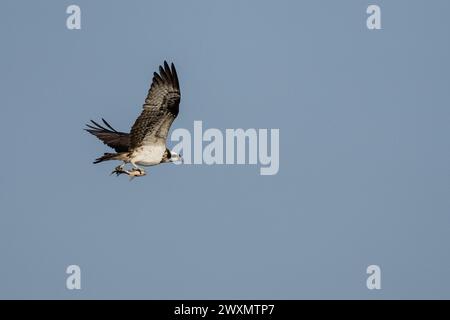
[0,0,449,299]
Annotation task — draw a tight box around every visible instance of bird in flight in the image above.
[85,61,183,179]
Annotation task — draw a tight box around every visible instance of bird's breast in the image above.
[131,145,166,166]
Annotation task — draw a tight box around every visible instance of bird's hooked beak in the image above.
[170,151,183,164]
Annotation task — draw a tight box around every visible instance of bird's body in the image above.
[85,61,183,178]
[131,144,167,166]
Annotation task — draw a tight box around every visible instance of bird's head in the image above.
[169,151,184,164]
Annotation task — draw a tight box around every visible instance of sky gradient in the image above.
[0,0,449,299]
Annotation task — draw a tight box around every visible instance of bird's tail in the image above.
[94,152,128,164]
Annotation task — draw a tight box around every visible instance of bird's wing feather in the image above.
[85,119,130,152]
[129,61,181,150]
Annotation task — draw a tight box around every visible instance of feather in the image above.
[129,61,181,150]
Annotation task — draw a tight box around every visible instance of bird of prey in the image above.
[85,61,183,178]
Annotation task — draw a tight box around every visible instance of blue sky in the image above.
[0,0,449,299]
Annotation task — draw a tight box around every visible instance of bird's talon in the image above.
[111,166,128,176]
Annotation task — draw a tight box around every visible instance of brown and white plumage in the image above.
[85,118,130,154]
[85,61,183,177]
[130,61,180,149]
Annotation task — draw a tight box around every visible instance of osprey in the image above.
[85,61,183,178]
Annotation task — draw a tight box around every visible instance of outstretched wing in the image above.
[129,61,181,150]
[85,119,130,152]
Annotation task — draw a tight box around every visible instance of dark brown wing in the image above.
[129,61,181,150]
[85,119,130,152]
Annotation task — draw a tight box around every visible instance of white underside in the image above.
[130,145,166,167]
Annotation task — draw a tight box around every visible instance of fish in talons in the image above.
[111,165,146,179]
